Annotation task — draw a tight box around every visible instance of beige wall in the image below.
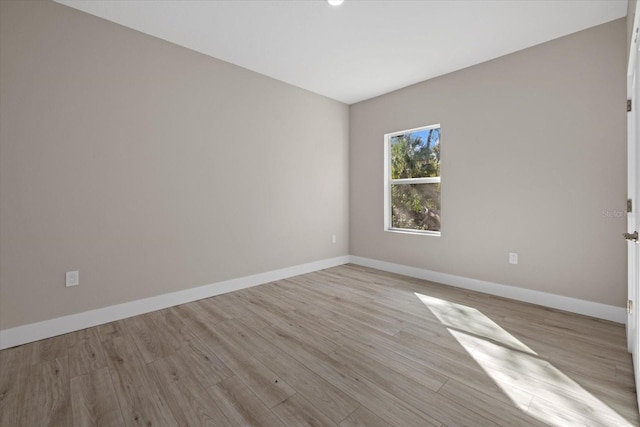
[0,0,349,329]
[350,19,627,307]
[0,0,628,332]
[629,0,637,62]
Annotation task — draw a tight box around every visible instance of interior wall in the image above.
[629,0,637,61]
[350,19,627,307]
[0,0,349,329]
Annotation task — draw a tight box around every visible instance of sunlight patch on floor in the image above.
[415,293,536,355]
[415,292,634,427]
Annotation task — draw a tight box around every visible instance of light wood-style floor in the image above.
[1,264,638,426]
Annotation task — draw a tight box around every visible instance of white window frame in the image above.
[384,124,441,236]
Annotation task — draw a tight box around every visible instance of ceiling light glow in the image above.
[327,0,344,6]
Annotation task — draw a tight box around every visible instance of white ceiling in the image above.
[55,0,627,104]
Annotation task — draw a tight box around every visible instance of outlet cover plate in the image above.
[66,271,79,287]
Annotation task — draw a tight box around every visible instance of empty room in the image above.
[1,0,640,426]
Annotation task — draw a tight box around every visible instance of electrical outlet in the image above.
[66,271,79,287]
[332,234,337,244]
[508,253,518,265]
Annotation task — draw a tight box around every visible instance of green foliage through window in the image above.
[390,129,440,179]
[387,126,441,233]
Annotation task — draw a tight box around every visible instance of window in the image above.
[384,124,441,235]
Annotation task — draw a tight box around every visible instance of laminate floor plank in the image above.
[277,308,351,349]
[94,320,126,342]
[329,344,498,427]
[22,356,72,427]
[242,282,299,315]
[231,285,303,319]
[396,322,485,356]
[208,375,284,427]
[527,395,624,427]
[70,366,124,427]
[2,264,637,427]
[437,378,547,427]
[153,306,195,346]
[301,300,476,368]
[616,361,636,386]
[190,298,235,324]
[460,327,623,388]
[284,288,424,342]
[314,269,456,320]
[216,319,360,423]
[269,307,450,396]
[189,314,297,409]
[216,292,272,330]
[238,305,344,354]
[498,315,631,363]
[200,292,250,320]
[149,353,232,426]
[542,314,626,342]
[284,277,404,336]
[271,393,339,427]
[256,325,443,427]
[0,344,32,426]
[339,333,450,392]
[445,329,636,418]
[67,328,108,378]
[229,292,316,339]
[172,302,222,340]
[297,272,394,309]
[338,406,392,427]
[175,335,234,388]
[300,301,536,409]
[550,368,640,424]
[320,267,453,306]
[124,313,182,364]
[251,304,349,354]
[30,333,70,365]
[102,336,178,426]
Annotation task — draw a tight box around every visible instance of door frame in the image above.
[627,0,640,413]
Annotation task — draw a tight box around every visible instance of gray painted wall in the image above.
[629,0,637,61]
[0,0,349,329]
[350,19,627,307]
[0,1,628,332]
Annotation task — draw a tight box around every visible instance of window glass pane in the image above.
[391,183,440,231]
[390,128,440,179]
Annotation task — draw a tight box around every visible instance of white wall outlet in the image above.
[66,271,79,287]
[332,234,337,244]
[508,252,518,265]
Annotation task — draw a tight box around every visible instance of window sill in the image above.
[385,228,441,237]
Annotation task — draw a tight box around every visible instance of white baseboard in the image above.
[349,256,627,324]
[0,256,351,350]
[1,254,626,350]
